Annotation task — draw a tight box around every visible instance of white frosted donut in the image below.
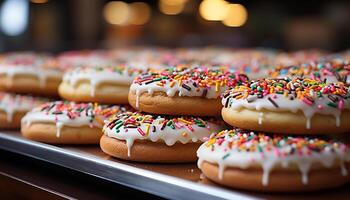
[129,66,249,116]
[0,92,49,128]
[197,129,350,192]
[56,50,112,69]
[0,52,62,96]
[221,78,350,134]
[269,58,350,84]
[59,65,147,103]
[102,111,227,162]
[21,101,131,138]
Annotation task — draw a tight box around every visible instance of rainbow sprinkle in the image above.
[104,111,222,135]
[223,78,350,109]
[133,66,249,91]
[205,129,349,158]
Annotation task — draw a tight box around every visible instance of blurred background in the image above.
[0,0,350,52]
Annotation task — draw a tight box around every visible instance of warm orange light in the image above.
[222,4,248,27]
[199,0,228,21]
[103,1,130,26]
[31,0,48,3]
[159,0,186,15]
[129,2,151,25]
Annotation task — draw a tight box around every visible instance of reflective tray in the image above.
[0,131,349,200]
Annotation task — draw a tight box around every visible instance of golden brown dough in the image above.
[100,135,202,163]
[128,91,222,116]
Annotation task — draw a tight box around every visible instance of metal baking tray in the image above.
[0,131,349,200]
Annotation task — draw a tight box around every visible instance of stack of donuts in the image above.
[0,47,348,193]
[197,57,350,192]
[0,52,57,129]
[21,50,142,144]
[100,65,238,162]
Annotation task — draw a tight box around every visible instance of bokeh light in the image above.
[129,2,151,25]
[30,0,48,3]
[199,0,228,21]
[159,0,186,15]
[222,4,248,27]
[103,1,130,26]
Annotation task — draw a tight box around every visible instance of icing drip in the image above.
[0,64,62,89]
[258,112,263,125]
[103,111,226,157]
[222,78,350,129]
[56,122,63,137]
[197,129,350,186]
[130,66,249,102]
[63,65,146,97]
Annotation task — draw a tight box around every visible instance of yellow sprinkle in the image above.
[236,94,243,99]
[215,80,220,92]
[182,132,188,137]
[145,124,150,136]
[169,81,175,87]
[156,82,164,86]
[178,118,193,125]
[206,138,216,147]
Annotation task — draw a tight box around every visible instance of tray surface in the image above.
[0,131,349,200]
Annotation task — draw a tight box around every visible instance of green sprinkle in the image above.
[327,102,337,108]
[115,123,123,131]
[222,153,230,160]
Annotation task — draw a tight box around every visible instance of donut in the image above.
[101,111,226,163]
[197,129,350,192]
[56,50,112,69]
[269,59,350,84]
[274,49,328,66]
[59,65,145,104]
[0,52,62,96]
[0,92,49,129]
[221,78,350,134]
[210,49,277,79]
[21,101,130,144]
[129,66,249,116]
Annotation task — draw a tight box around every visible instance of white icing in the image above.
[130,79,227,101]
[197,131,350,186]
[258,112,263,125]
[0,64,62,88]
[103,114,226,157]
[223,93,350,129]
[63,66,146,97]
[21,102,124,137]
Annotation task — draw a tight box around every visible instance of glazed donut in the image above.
[129,66,249,116]
[21,101,131,144]
[221,78,350,134]
[197,129,350,192]
[59,65,145,104]
[274,49,327,66]
[269,59,350,84]
[0,92,49,129]
[101,111,226,163]
[209,49,277,79]
[0,52,62,96]
[56,50,112,69]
